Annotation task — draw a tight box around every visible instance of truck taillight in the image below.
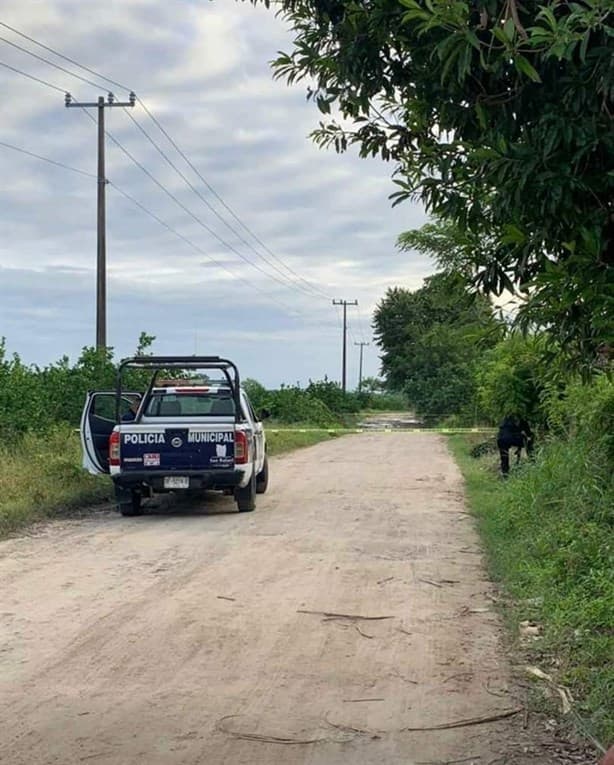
[109,431,120,466]
[235,431,249,464]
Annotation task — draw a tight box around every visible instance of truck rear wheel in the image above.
[235,471,256,512]
[256,456,269,494]
[116,487,143,517]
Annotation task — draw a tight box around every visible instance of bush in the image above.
[476,333,550,426]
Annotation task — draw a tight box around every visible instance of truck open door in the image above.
[80,391,142,475]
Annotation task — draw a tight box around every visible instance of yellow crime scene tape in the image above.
[268,428,496,434]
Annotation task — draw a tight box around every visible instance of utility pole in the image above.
[354,341,370,392]
[65,91,136,350]
[332,299,358,393]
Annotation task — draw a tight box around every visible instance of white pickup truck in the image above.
[80,356,269,516]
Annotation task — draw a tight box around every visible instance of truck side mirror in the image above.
[260,408,271,420]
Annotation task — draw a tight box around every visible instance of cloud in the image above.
[0,1,431,388]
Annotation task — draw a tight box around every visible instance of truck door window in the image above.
[92,395,137,421]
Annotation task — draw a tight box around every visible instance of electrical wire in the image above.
[107,180,301,315]
[0,22,333,300]
[355,303,369,342]
[109,180,340,334]
[0,97,339,334]
[0,21,129,91]
[0,34,107,91]
[0,120,309,318]
[0,26,331,302]
[135,98,333,301]
[0,117,305,319]
[122,106,322,299]
[78,106,317,296]
[0,139,96,177]
[0,58,66,93]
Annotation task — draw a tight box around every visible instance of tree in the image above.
[250,0,614,361]
[373,272,503,419]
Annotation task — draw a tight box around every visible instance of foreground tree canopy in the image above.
[251,0,614,359]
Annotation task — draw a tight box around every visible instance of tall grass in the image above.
[449,387,614,745]
[0,425,111,536]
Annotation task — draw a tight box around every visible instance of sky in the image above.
[0,0,432,388]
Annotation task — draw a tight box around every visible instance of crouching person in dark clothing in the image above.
[497,415,534,476]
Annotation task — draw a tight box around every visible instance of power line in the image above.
[0,58,66,93]
[0,21,332,300]
[78,106,323,298]
[0,21,129,91]
[0,34,107,91]
[0,130,340,335]
[0,139,96,177]
[136,98,333,301]
[107,181,301,315]
[0,25,342,331]
[121,106,322,299]
[355,303,369,343]
[109,178,340,333]
[0,30,318,294]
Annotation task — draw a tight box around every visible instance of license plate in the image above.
[164,476,189,489]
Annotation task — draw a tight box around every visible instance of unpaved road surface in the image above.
[1,434,558,764]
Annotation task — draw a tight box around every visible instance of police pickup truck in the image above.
[80,356,268,516]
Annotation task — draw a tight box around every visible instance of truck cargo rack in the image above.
[115,356,242,423]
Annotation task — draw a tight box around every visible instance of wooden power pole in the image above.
[65,91,136,350]
[332,299,358,392]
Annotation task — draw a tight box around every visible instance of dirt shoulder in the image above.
[0,433,577,764]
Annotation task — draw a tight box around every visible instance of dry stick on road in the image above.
[416,758,481,765]
[377,576,395,584]
[419,578,443,588]
[355,625,374,639]
[297,609,394,621]
[419,578,461,587]
[402,708,523,732]
[215,715,328,746]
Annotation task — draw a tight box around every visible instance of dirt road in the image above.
[0,433,554,764]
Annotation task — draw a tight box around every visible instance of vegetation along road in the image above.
[0,432,569,765]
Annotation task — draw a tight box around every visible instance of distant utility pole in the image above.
[332,299,358,393]
[65,91,136,350]
[354,341,370,392]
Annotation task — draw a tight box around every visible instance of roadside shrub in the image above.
[476,333,549,425]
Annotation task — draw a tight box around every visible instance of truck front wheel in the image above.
[235,470,256,513]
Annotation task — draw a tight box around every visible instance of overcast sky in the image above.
[0,0,431,388]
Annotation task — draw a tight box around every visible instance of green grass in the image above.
[0,425,112,537]
[448,434,614,746]
[0,425,340,537]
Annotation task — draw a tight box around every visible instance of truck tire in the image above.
[116,487,143,517]
[256,456,269,494]
[235,470,256,512]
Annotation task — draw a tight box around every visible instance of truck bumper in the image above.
[112,469,245,492]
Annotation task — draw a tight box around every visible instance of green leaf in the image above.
[504,18,516,41]
[502,224,527,245]
[514,55,542,82]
